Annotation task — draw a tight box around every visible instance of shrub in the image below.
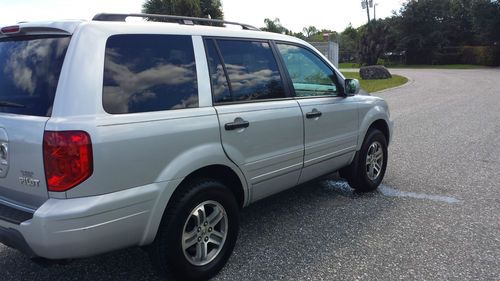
[404,46,500,66]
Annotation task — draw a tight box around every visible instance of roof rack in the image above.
[92,13,260,31]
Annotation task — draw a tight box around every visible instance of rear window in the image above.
[103,34,198,114]
[0,36,70,117]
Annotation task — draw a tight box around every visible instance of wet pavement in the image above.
[1,68,500,280]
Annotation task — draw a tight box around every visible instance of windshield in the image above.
[0,36,70,117]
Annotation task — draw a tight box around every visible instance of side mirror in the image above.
[345,79,360,96]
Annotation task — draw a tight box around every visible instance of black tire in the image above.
[148,178,239,281]
[342,128,388,192]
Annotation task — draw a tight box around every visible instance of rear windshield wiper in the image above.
[0,101,26,108]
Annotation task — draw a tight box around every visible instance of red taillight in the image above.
[1,25,20,34]
[43,131,93,192]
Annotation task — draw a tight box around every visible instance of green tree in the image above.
[471,0,500,45]
[302,26,318,38]
[340,24,359,49]
[262,18,291,35]
[351,0,500,65]
[393,0,500,48]
[142,0,177,16]
[200,0,223,19]
[339,24,360,62]
[358,20,389,65]
[142,0,223,19]
[176,0,201,17]
[396,0,454,49]
[307,29,337,42]
[292,32,306,40]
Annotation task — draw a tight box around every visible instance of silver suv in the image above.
[0,14,393,280]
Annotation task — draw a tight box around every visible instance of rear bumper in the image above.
[0,180,178,259]
[0,226,36,257]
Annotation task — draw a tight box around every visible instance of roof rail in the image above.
[92,13,260,31]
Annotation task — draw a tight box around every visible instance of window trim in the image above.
[202,36,293,106]
[272,40,346,99]
[202,38,233,105]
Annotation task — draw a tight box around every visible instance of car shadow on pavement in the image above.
[0,174,394,281]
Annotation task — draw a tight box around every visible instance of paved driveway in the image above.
[1,69,499,280]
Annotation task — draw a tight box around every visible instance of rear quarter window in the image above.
[103,34,198,114]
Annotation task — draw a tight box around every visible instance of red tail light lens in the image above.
[43,131,93,192]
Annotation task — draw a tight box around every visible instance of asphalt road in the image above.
[1,69,499,280]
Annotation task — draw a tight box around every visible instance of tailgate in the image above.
[0,32,71,210]
[0,117,49,209]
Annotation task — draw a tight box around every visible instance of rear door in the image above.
[0,33,71,209]
[205,38,304,202]
[276,43,359,184]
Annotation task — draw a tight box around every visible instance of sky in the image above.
[0,0,406,33]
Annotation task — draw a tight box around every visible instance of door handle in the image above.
[225,118,250,131]
[306,110,322,119]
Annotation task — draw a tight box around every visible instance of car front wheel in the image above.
[341,128,388,192]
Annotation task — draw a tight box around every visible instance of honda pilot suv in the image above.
[0,13,393,280]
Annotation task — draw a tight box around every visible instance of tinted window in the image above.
[205,39,231,103]
[214,40,285,103]
[0,36,70,117]
[103,35,198,114]
[277,44,339,97]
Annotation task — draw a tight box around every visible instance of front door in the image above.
[276,43,359,183]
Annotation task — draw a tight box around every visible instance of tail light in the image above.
[1,25,20,34]
[43,131,93,192]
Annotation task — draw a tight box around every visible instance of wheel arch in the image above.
[178,165,246,209]
[141,142,249,246]
[141,163,247,245]
[368,119,390,144]
[357,104,392,150]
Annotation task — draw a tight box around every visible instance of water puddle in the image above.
[323,179,461,204]
[378,185,461,204]
[322,179,356,197]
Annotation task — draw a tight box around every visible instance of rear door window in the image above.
[103,34,198,114]
[207,39,286,104]
[0,36,71,117]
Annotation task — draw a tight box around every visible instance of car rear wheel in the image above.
[149,178,239,280]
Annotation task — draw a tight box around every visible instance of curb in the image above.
[340,68,413,94]
[371,75,414,94]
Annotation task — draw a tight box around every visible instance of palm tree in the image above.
[142,0,223,19]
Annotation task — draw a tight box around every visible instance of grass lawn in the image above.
[387,64,487,69]
[339,63,487,70]
[342,72,409,93]
[339,62,362,68]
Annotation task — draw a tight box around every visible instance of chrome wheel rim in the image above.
[182,200,228,266]
[366,141,384,181]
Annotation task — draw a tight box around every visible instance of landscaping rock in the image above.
[359,65,392,80]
